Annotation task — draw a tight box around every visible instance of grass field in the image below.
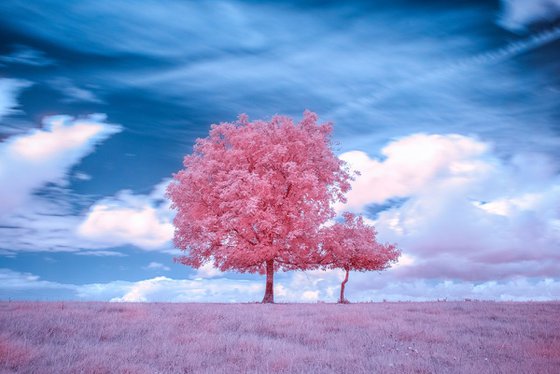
[1,301,559,373]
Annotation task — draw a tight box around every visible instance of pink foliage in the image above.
[320,212,400,302]
[167,111,352,302]
[321,212,400,272]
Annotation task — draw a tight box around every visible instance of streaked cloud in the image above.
[75,250,127,257]
[0,179,174,255]
[73,171,92,181]
[48,77,103,104]
[0,113,124,256]
[144,262,171,271]
[499,0,560,31]
[0,1,266,58]
[0,44,55,66]
[0,78,31,122]
[0,114,121,215]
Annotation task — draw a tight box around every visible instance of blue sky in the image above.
[1,0,559,302]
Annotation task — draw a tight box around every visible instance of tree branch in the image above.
[232,228,258,246]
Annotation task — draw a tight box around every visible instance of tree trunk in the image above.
[339,268,350,304]
[261,259,274,303]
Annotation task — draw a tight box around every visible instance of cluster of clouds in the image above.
[0,79,173,256]
[2,267,559,302]
[339,133,560,282]
[1,74,560,301]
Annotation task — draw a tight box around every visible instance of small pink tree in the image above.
[320,212,400,303]
[166,111,351,303]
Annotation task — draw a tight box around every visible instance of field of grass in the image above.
[1,301,559,373]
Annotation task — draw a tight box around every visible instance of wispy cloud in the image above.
[0,78,31,122]
[0,1,267,58]
[0,113,121,216]
[75,251,127,257]
[73,171,92,181]
[0,114,125,255]
[498,0,560,32]
[0,179,175,255]
[144,262,171,271]
[0,44,55,66]
[48,77,103,104]
[329,26,560,123]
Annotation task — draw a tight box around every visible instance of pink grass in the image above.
[1,301,559,373]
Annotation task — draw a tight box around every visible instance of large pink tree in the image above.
[167,111,351,303]
[320,212,400,303]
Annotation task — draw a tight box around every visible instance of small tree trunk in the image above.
[339,268,350,304]
[261,259,274,303]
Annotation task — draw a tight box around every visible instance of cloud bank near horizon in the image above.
[1,268,559,303]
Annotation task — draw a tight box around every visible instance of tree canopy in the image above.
[167,111,352,302]
[320,212,400,302]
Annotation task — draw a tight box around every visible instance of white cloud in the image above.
[9,115,111,160]
[0,268,70,290]
[73,171,92,181]
[339,133,560,282]
[194,262,224,279]
[0,113,139,256]
[0,114,121,216]
[301,290,320,301]
[499,0,560,31]
[77,180,174,251]
[0,178,175,255]
[474,192,544,217]
[338,134,490,212]
[109,276,264,303]
[78,204,173,249]
[0,78,31,121]
[392,253,416,269]
[350,272,560,302]
[0,190,113,255]
[145,262,171,271]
